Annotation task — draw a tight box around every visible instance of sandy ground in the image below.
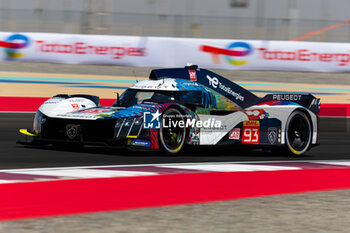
[0,61,349,85]
[1,189,350,233]
[1,61,350,102]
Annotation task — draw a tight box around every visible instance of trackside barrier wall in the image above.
[1,32,350,72]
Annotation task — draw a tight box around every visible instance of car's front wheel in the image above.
[285,110,312,155]
[159,107,186,155]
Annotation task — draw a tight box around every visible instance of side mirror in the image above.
[115,92,120,106]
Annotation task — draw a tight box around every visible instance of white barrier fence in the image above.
[1,32,350,72]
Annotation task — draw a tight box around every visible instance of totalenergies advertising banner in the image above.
[1,32,350,72]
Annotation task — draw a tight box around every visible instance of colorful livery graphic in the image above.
[18,65,320,155]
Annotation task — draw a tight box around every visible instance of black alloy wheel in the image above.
[285,110,312,155]
[159,107,186,155]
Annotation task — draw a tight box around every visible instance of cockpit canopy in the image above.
[115,89,216,109]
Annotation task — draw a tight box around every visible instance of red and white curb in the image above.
[1,160,350,184]
[2,160,350,221]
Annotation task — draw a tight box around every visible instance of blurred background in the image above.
[0,0,350,42]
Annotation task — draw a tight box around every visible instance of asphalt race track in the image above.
[1,112,349,170]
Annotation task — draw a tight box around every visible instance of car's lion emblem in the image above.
[66,124,79,139]
[268,127,277,144]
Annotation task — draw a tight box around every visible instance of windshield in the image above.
[114,89,203,107]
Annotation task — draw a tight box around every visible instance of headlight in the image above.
[114,118,125,138]
[114,117,143,139]
[134,117,143,126]
[124,118,134,127]
[115,118,124,129]
[33,111,45,133]
[129,116,143,136]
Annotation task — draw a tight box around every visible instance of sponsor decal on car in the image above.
[188,70,197,81]
[242,121,260,144]
[43,100,62,104]
[229,128,240,140]
[206,75,244,101]
[243,120,260,127]
[129,140,150,147]
[272,94,302,101]
[71,104,80,110]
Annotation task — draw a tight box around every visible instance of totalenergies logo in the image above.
[0,34,30,59]
[200,42,253,66]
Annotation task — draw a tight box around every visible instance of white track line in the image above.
[6,169,156,178]
[159,164,300,172]
[311,161,350,166]
[1,159,350,173]
[0,180,18,184]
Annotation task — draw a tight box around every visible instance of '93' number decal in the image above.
[242,128,259,144]
[242,121,260,144]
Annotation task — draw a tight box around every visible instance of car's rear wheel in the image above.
[285,110,312,155]
[159,107,186,155]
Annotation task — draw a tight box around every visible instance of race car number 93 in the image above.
[242,121,260,144]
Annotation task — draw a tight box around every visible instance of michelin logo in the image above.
[206,75,244,101]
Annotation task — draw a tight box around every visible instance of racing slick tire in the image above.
[285,110,312,156]
[159,107,186,155]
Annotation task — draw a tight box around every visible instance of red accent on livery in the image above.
[188,70,197,81]
[244,109,268,120]
[71,104,79,110]
[79,109,110,113]
[150,129,159,149]
[242,121,260,144]
[229,128,240,140]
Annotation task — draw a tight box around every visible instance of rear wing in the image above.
[149,66,260,108]
[260,94,320,115]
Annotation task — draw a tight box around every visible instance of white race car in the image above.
[19,65,320,155]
